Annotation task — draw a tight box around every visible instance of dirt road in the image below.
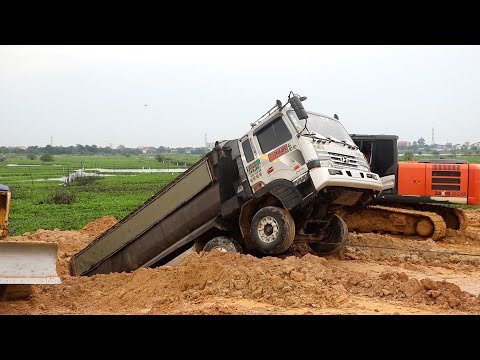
[2,210,480,315]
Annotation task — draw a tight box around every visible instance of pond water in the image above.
[84,168,187,173]
[15,167,187,183]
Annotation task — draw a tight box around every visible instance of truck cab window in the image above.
[256,117,292,154]
[241,139,255,163]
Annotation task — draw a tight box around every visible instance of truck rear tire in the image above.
[250,206,295,255]
[309,214,348,255]
[203,236,243,253]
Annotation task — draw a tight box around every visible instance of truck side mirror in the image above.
[290,95,308,120]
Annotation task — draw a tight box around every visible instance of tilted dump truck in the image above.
[70,92,383,276]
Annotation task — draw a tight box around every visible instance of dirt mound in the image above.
[2,209,480,315]
[466,208,480,227]
[2,250,480,315]
[80,215,117,237]
[345,270,480,311]
[5,216,117,278]
[344,230,480,268]
[0,251,346,314]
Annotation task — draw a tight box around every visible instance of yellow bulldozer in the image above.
[0,184,60,300]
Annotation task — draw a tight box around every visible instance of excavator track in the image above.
[338,205,447,241]
[384,203,468,231]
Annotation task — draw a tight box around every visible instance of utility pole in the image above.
[51,136,53,146]
[431,128,434,145]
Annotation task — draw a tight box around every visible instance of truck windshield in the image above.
[287,110,356,146]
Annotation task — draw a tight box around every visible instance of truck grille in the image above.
[328,152,360,169]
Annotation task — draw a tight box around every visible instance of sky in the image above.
[1,45,479,148]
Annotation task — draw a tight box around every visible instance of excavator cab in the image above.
[350,134,399,193]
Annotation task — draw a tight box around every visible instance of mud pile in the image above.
[345,209,480,267]
[345,270,480,311]
[1,250,480,315]
[80,215,118,238]
[1,210,480,315]
[6,216,118,277]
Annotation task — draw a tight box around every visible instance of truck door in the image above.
[239,136,265,193]
[252,116,305,185]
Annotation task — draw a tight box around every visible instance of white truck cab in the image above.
[238,95,382,200]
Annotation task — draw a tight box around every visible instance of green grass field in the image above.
[1,152,478,236]
[0,154,201,235]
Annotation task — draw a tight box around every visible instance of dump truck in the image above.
[69,92,383,276]
[0,184,61,300]
[337,134,480,240]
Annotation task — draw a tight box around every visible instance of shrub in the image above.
[155,154,165,162]
[40,153,54,162]
[48,189,76,204]
[26,154,36,160]
[404,150,414,161]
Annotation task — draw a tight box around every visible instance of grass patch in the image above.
[0,154,195,235]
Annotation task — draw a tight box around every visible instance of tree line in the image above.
[0,144,209,156]
[399,137,479,152]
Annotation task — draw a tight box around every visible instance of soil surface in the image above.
[2,210,480,315]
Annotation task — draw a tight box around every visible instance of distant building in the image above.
[398,140,411,147]
[138,146,157,154]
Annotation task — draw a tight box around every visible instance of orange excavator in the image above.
[337,135,480,240]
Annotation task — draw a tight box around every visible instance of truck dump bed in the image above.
[69,154,222,276]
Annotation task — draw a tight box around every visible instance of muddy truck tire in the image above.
[203,236,243,253]
[250,206,295,255]
[309,214,348,255]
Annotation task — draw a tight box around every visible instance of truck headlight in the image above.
[319,160,334,168]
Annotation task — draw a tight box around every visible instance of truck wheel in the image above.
[203,236,243,253]
[250,206,295,255]
[194,241,206,253]
[309,214,348,255]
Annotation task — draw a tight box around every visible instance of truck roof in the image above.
[349,134,399,141]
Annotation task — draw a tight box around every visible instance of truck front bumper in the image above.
[309,167,383,193]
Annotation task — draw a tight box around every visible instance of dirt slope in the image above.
[2,211,480,315]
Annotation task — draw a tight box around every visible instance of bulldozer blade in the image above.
[0,242,61,284]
